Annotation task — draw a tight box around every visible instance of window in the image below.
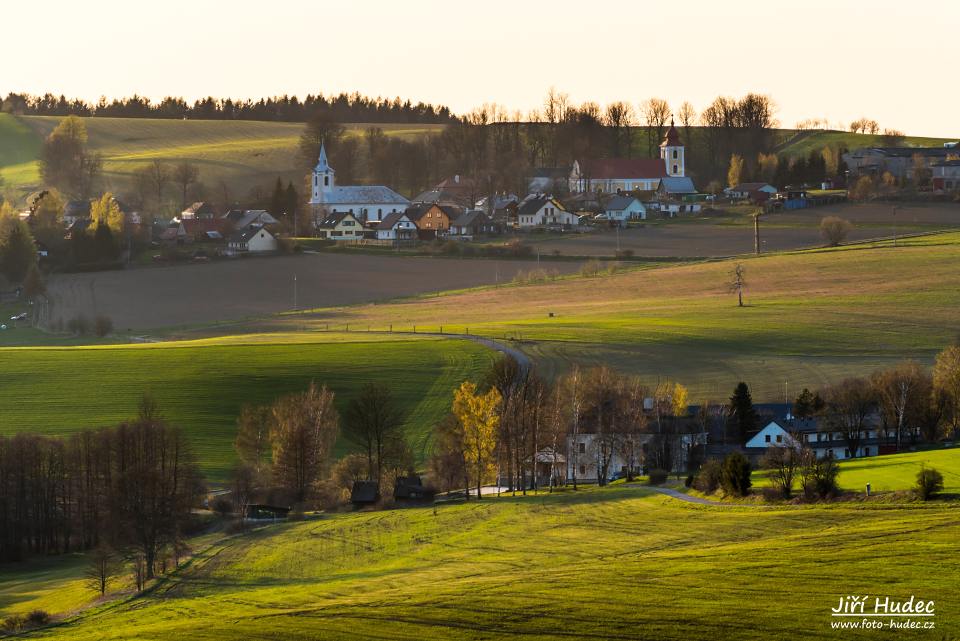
[765,434,771,443]
[864,447,870,456]
[776,435,783,443]
[578,443,586,454]
[579,465,586,475]
[672,150,678,159]
[673,164,678,174]
[324,175,329,186]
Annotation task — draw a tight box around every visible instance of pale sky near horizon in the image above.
[4,0,957,137]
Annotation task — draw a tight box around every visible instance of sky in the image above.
[4,0,957,137]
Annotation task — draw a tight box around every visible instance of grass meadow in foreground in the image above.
[267,232,960,400]
[0,334,491,481]
[12,486,958,641]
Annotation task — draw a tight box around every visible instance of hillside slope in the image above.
[258,232,960,400]
[0,116,444,199]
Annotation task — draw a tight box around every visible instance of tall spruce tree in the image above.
[728,382,758,443]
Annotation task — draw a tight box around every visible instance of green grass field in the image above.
[753,448,960,495]
[247,232,960,400]
[0,334,491,481]
[776,129,957,158]
[0,115,444,199]
[4,486,955,640]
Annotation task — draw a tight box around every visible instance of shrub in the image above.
[647,469,668,485]
[684,474,694,488]
[94,315,113,337]
[66,314,90,336]
[800,450,839,499]
[693,459,723,494]
[3,615,25,631]
[820,216,853,246]
[441,240,460,255]
[915,466,944,501]
[211,496,233,516]
[26,610,50,626]
[579,259,603,277]
[720,451,752,496]
[614,248,634,259]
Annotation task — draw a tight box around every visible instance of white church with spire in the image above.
[308,142,410,224]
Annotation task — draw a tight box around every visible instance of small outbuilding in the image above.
[227,227,278,253]
[351,480,380,507]
[393,475,435,504]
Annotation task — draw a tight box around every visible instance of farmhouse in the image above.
[309,143,409,223]
[517,195,579,228]
[316,211,363,240]
[727,182,778,202]
[932,159,960,191]
[404,203,457,237]
[843,146,959,181]
[449,210,498,239]
[227,226,278,253]
[657,177,701,215]
[744,419,919,460]
[566,432,705,483]
[603,195,646,222]
[222,209,279,233]
[375,212,418,242]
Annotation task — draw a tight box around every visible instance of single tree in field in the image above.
[762,443,801,498]
[172,161,200,211]
[727,154,743,189]
[344,382,404,484]
[728,382,758,444]
[729,263,746,307]
[270,382,339,503]
[452,381,501,500]
[235,404,271,475]
[86,544,119,596]
[933,344,960,436]
[39,115,101,197]
[820,216,853,246]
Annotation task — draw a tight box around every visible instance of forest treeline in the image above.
[1,91,457,124]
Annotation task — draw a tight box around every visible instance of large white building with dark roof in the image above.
[308,143,409,224]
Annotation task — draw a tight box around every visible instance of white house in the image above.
[309,143,409,224]
[566,432,705,482]
[227,227,278,253]
[516,195,579,228]
[746,420,887,460]
[375,212,418,241]
[603,195,646,222]
[726,183,778,200]
[316,212,364,241]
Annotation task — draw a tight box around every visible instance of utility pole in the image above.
[754,213,761,255]
[293,273,298,311]
[892,205,899,247]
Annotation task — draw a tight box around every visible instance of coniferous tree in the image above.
[728,382,758,443]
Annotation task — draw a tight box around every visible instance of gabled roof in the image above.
[351,480,380,504]
[604,195,642,211]
[316,185,409,206]
[377,211,413,230]
[730,182,775,192]
[228,226,274,244]
[404,202,455,222]
[230,210,279,230]
[182,201,217,217]
[578,158,667,180]
[451,210,492,227]
[317,211,360,228]
[517,195,563,217]
[658,177,697,194]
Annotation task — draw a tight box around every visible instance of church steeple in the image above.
[660,117,685,178]
[310,141,335,204]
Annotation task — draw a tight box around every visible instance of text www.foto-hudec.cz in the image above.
[831,595,936,630]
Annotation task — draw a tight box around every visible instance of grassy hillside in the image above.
[259,232,960,400]
[776,129,956,158]
[754,448,960,495]
[0,334,491,481]
[10,487,958,640]
[0,116,445,199]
